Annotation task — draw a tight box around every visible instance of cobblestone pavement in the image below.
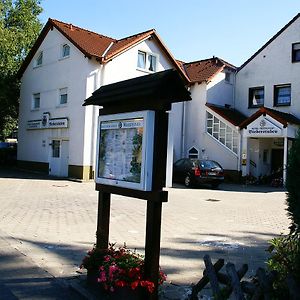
[0,167,290,298]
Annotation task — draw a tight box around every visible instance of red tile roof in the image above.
[239,107,300,128]
[50,19,116,59]
[18,19,188,82]
[206,103,247,126]
[180,57,236,84]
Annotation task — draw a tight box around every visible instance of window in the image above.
[206,111,238,154]
[62,44,70,58]
[148,54,156,72]
[225,72,231,83]
[137,51,146,69]
[35,51,43,66]
[52,140,60,158]
[188,147,199,159]
[249,87,264,108]
[32,93,40,109]
[274,84,291,106]
[137,51,157,72]
[59,88,68,105]
[292,43,300,62]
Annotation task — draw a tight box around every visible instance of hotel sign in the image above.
[27,117,68,130]
[246,117,282,136]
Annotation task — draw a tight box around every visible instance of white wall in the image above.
[207,70,235,107]
[236,17,300,118]
[18,28,100,168]
[184,83,207,157]
[104,38,174,84]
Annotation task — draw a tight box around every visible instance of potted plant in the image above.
[80,243,167,299]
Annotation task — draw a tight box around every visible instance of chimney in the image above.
[70,24,73,31]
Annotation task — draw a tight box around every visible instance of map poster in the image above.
[98,118,144,183]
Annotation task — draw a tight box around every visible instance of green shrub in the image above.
[286,129,300,231]
[267,231,300,297]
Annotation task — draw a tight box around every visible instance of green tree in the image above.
[0,0,43,140]
[286,129,300,232]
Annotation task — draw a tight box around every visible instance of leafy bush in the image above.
[267,230,300,297]
[285,129,300,231]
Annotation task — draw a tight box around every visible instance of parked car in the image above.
[173,158,224,188]
[0,142,17,165]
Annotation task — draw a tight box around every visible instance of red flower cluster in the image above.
[81,243,166,294]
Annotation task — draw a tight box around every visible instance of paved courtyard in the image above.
[0,168,290,290]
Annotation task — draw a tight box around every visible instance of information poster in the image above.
[98,118,144,183]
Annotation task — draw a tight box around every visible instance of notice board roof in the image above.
[83,69,191,112]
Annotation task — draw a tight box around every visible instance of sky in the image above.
[40,1,300,67]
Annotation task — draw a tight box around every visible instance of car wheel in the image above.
[184,175,192,187]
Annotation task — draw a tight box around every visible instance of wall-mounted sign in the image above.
[27,117,68,130]
[246,117,282,137]
[95,110,155,191]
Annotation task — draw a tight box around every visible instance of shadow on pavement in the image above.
[171,182,286,193]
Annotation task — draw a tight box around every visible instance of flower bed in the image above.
[81,243,166,296]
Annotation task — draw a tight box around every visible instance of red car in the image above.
[173,158,224,188]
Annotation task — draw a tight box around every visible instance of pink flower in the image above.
[98,271,106,282]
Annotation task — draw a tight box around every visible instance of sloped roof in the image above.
[238,13,300,71]
[83,69,191,111]
[179,57,236,84]
[18,19,188,81]
[239,107,300,128]
[206,103,247,126]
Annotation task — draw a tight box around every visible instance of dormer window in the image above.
[35,51,43,66]
[292,43,300,62]
[137,51,157,72]
[62,44,70,58]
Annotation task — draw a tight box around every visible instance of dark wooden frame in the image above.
[83,70,191,300]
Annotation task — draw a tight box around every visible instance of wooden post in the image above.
[144,200,163,300]
[144,110,168,300]
[96,191,111,249]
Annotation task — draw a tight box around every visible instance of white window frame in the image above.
[206,111,238,155]
[61,44,70,58]
[188,147,199,159]
[137,50,158,73]
[32,93,40,110]
[58,88,68,106]
[35,51,43,67]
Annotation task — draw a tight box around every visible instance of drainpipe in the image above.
[181,101,186,158]
[283,136,288,185]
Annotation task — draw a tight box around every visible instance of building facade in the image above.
[18,14,300,185]
[17,19,186,180]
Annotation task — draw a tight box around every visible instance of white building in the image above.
[170,57,240,181]
[173,13,300,184]
[17,18,187,180]
[18,14,300,184]
[235,13,300,183]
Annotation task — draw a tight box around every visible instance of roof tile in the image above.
[181,57,236,84]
